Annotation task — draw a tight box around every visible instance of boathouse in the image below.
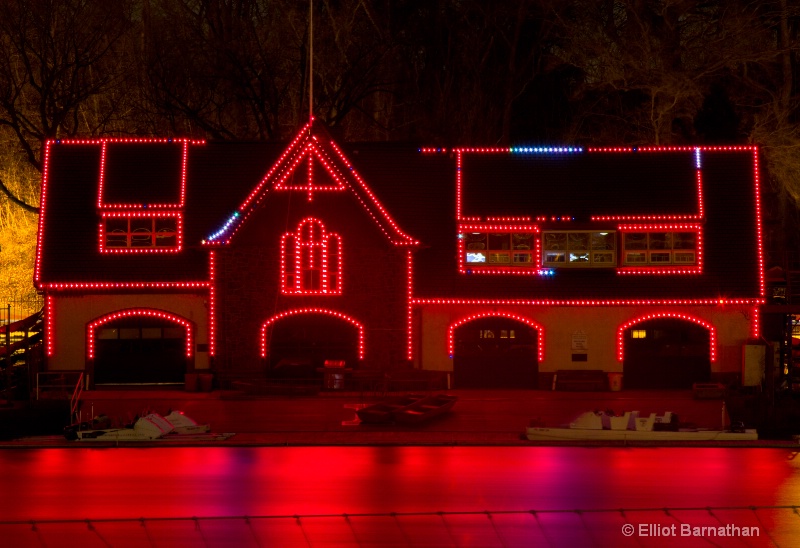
[34,121,766,390]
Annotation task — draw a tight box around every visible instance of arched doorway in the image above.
[261,311,362,378]
[89,310,193,386]
[452,315,539,388]
[622,317,712,389]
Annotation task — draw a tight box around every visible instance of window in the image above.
[543,231,616,267]
[282,218,342,294]
[623,231,697,265]
[100,213,181,252]
[631,330,647,339]
[464,232,535,267]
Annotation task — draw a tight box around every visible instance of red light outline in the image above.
[34,141,53,284]
[327,139,419,245]
[205,124,418,247]
[407,249,414,360]
[617,312,716,362]
[87,308,194,359]
[447,312,544,361]
[209,250,216,356]
[280,218,343,294]
[273,141,348,199]
[752,149,765,297]
[414,298,763,306]
[89,139,197,210]
[751,306,760,339]
[98,211,184,254]
[452,147,718,277]
[260,308,365,359]
[240,121,313,210]
[38,282,210,290]
[458,224,542,274]
[45,294,54,357]
[616,223,703,275]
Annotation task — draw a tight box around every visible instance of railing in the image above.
[70,372,85,421]
[1,306,44,400]
[0,296,44,326]
[36,371,85,401]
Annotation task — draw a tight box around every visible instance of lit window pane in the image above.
[591,232,615,250]
[568,233,589,250]
[488,234,511,250]
[544,251,565,263]
[674,232,696,249]
[650,252,671,263]
[569,252,589,263]
[649,233,671,250]
[544,233,566,250]
[624,233,647,250]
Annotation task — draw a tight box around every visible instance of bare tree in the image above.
[0,0,135,212]
[394,0,565,145]
[552,0,778,145]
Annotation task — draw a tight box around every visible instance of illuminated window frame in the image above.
[458,224,542,275]
[617,224,702,274]
[99,211,183,253]
[447,312,544,361]
[260,308,365,359]
[542,230,617,268]
[281,218,342,294]
[617,312,716,362]
[87,308,194,359]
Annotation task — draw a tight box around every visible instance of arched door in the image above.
[453,317,538,388]
[92,316,190,385]
[264,314,360,378]
[623,318,711,389]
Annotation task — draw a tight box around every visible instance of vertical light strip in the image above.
[34,141,53,284]
[97,141,108,208]
[752,148,765,298]
[456,150,463,220]
[180,141,189,207]
[307,152,314,201]
[751,306,760,339]
[209,250,216,356]
[696,169,704,218]
[45,294,54,357]
[407,249,414,361]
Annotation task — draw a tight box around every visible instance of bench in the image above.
[554,369,608,391]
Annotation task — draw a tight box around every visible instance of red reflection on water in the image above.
[0,447,795,522]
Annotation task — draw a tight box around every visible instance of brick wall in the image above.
[212,192,412,382]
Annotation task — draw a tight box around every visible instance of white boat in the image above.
[64,414,170,441]
[64,411,210,441]
[525,410,758,442]
[163,410,210,434]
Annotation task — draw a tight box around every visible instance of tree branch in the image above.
[0,175,38,214]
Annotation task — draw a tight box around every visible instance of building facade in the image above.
[35,122,766,389]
